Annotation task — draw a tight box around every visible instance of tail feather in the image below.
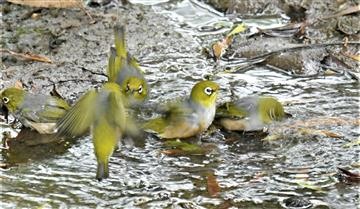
[114,24,127,58]
[107,47,118,82]
[96,161,109,181]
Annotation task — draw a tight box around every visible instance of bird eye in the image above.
[138,85,143,94]
[2,97,9,104]
[126,83,130,92]
[204,87,213,96]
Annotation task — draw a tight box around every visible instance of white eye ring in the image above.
[204,87,213,96]
[2,97,9,104]
[126,84,130,92]
[138,85,143,94]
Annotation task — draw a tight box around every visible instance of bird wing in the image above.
[39,97,70,121]
[56,90,98,137]
[106,91,127,130]
[19,94,69,124]
[216,101,248,119]
[143,100,196,138]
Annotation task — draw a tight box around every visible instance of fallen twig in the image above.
[1,48,53,63]
[322,5,360,20]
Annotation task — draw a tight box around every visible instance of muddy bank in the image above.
[1,1,198,102]
[200,0,359,78]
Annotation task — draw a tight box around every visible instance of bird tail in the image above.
[107,47,118,82]
[96,161,109,181]
[114,24,127,58]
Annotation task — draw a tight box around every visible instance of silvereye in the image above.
[0,87,70,134]
[107,24,148,106]
[143,81,219,139]
[56,82,129,180]
[216,96,285,131]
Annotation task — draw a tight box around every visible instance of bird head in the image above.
[122,76,148,105]
[190,81,219,108]
[0,87,25,113]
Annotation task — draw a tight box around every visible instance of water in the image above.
[1,1,359,208]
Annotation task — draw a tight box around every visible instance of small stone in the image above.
[284,197,313,208]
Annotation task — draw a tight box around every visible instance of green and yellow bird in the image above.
[56,82,131,180]
[0,87,69,134]
[143,81,219,139]
[107,24,148,106]
[216,96,286,131]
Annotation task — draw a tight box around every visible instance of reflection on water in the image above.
[1,1,359,209]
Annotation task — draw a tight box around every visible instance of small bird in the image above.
[56,82,132,180]
[216,96,286,131]
[143,81,219,139]
[0,87,70,134]
[107,24,148,106]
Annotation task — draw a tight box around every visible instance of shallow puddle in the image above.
[1,1,359,208]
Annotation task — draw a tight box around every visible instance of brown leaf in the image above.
[14,80,23,89]
[212,36,232,60]
[341,51,360,61]
[212,41,226,60]
[206,172,221,197]
[298,128,343,138]
[224,36,233,46]
[6,0,81,8]
[320,130,343,138]
[0,48,52,63]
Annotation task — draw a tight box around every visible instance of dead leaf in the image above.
[6,0,95,22]
[298,128,342,138]
[212,39,228,60]
[6,0,82,8]
[211,24,245,61]
[206,172,221,197]
[14,80,23,89]
[341,51,360,61]
[0,48,52,63]
[320,130,343,138]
